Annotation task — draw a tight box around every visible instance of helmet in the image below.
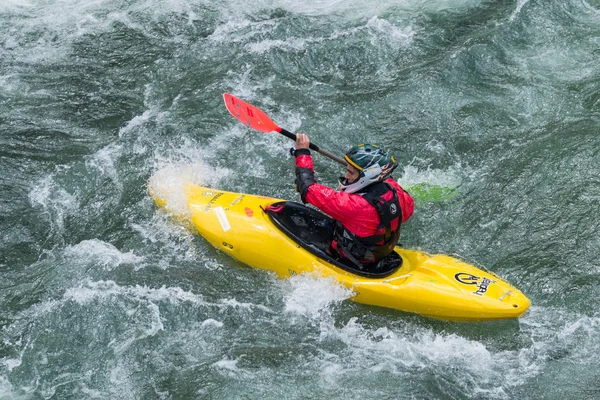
[339,143,398,193]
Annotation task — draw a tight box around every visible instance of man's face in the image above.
[344,165,360,184]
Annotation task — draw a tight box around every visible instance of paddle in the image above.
[223,93,458,202]
[223,93,346,166]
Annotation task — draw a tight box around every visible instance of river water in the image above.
[1,0,599,399]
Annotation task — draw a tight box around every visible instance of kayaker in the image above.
[292,133,414,270]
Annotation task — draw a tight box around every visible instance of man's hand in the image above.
[295,133,310,150]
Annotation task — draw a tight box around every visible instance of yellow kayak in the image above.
[148,177,530,322]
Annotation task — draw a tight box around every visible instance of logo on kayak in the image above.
[390,203,397,215]
[455,273,479,285]
[454,273,495,296]
[204,192,224,212]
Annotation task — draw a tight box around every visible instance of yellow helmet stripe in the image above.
[344,155,363,171]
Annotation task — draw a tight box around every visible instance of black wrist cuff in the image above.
[294,148,311,157]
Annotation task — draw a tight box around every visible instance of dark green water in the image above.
[1,0,599,398]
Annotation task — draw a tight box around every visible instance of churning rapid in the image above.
[1,0,599,399]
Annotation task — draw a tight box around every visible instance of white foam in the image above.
[245,38,308,54]
[148,159,232,220]
[366,16,415,48]
[510,0,531,21]
[0,376,14,398]
[314,313,583,396]
[224,0,482,18]
[225,15,413,56]
[85,144,121,184]
[0,74,20,95]
[80,387,105,399]
[282,274,354,319]
[398,162,463,189]
[500,307,600,386]
[209,19,274,44]
[201,318,224,328]
[315,318,517,397]
[131,214,195,245]
[64,239,144,271]
[0,0,196,65]
[144,302,164,336]
[0,0,480,67]
[118,107,159,138]
[0,0,33,13]
[3,358,22,372]
[418,331,493,372]
[63,280,205,305]
[212,357,239,371]
[131,212,205,271]
[108,362,136,395]
[29,174,79,211]
[582,0,600,15]
[28,174,80,237]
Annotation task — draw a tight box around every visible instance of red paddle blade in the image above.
[223,93,281,133]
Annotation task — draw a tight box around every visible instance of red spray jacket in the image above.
[295,153,414,237]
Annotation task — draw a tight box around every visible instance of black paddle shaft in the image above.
[279,128,347,166]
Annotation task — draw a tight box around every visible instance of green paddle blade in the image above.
[401,182,459,202]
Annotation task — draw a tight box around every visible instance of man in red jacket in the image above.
[292,134,414,270]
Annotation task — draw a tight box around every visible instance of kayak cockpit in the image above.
[264,201,402,278]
